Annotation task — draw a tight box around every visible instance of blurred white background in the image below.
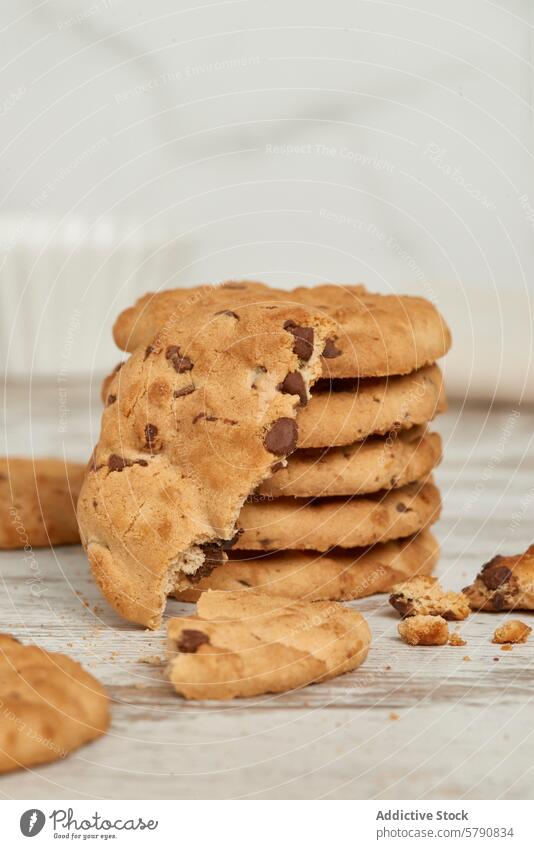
[0,0,533,402]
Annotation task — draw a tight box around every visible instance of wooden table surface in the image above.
[1,379,534,800]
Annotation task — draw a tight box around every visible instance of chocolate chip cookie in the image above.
[166,589,371,699]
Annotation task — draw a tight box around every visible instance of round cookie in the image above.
[258,428,441,498]
[112,281,452,379]
[234,479,441,552]
[78,299,335,629]
[298,365,445,449]
[0,634,109,774]
[174,530,439,602]
[166,589,371,699]
[0,458,85,549]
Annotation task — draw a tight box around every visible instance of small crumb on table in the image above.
[493,620,531,645]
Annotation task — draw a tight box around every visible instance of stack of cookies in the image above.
[108,281,450,608]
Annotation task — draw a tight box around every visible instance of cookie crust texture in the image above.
[0,634,109,774]
[258,428,442,498]
[234,479,441,552]
[166,590,371,699]
[77,299,335,628]
[113,281,452,380]
[173,530,439,602]
[297,365,446,449]
[0,458,85,549]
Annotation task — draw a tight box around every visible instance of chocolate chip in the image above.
[144,423,159,452]
[174,384,195,398]
[264,417,298,456]
[107,394,117,406]
[389,595,413,618]
[214,309,239,319]
[108,454,148,472]
[396,502,412,513]
[193,412,218,424]
[283,320,314,361]
[144,345,155,360]
[220,529,244,550]
[165,345,193,373]
[278,371,307,406]
[202,543,225,566]
[176,629,210,653]
[188,562,216,584]
[271,461,284,473]
[108,455,127,472]
[491,593,507,610]
[238,579,251,587]
[322,337,342,358]
[481,558,512,590]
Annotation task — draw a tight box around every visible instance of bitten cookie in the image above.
[113,281,452,379]
[166,590,371,699]
[0,634,109,774]
[0,458,85,549]
[258,428,441,498]
[298,365,446,449]
[463,546,534,611]
[389,575,470,620]
[78,299,335,628]
[234,479,441,552]
[173,530,439,602]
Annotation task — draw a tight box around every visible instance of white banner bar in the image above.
[2,799,531,847]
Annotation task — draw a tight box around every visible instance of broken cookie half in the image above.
[77,297,335,628]
[166,590,371,699]
[389,575,470,621]
[463,545,534,612]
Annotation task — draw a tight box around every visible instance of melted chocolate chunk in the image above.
[188,562,216,584]
[322,337,342,359]
[278,371,307,406]
[144,423,159,452]
[283,320,314,361]
[108,454,149,472]
[176,629,210,653]
[264,417,298,456]
[389,595,413,618]
[165,345,193,373]
[214,309,239,319]
[271,461,284,473]
[174,384,196,398]
[202,543,225,566]
[481,558,512,590]
[492,593,507,611]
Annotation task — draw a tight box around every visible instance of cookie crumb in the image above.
[390,576,470,621]
[492,620,531,645]
[389,712,399,721]
[463,655,471,662]
[500,644,513,652]
[138,655,163,666]
[449,631,466,647]
[398,614,449,646]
